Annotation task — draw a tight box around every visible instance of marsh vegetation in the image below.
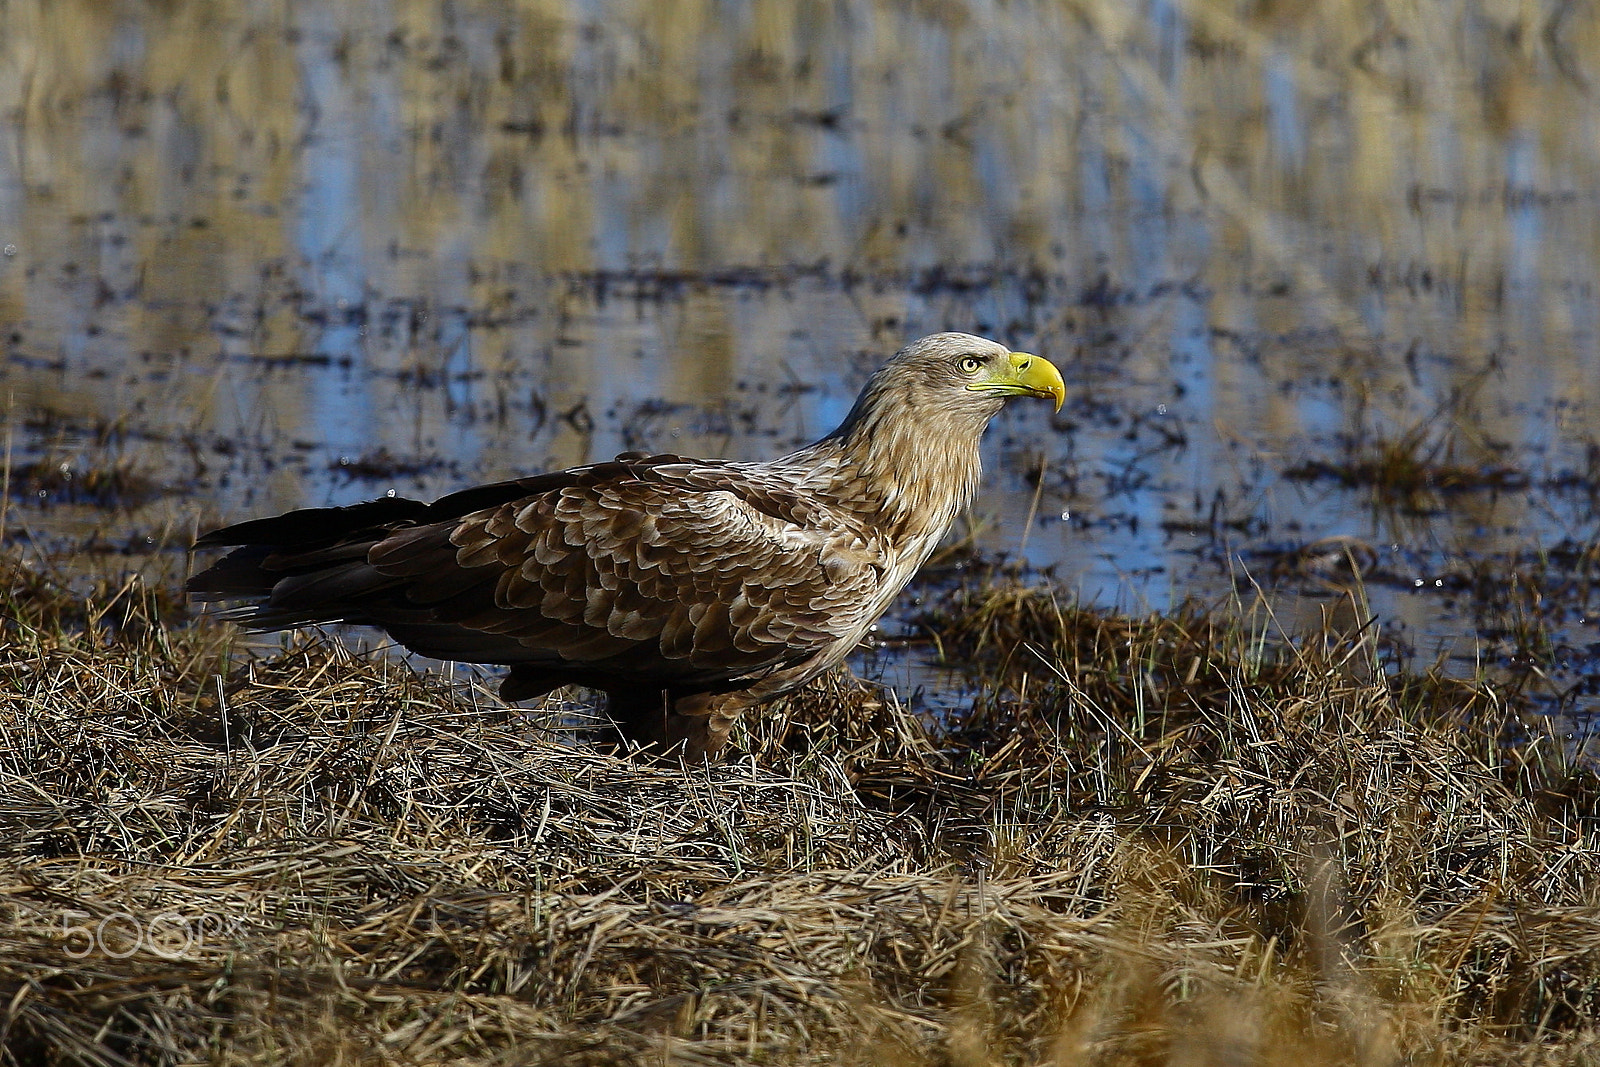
[3,545,1599,1064]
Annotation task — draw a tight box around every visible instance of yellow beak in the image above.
[968,351,1065,412]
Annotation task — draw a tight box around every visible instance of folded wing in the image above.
[189,458,888,692]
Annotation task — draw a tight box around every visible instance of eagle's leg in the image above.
[500,667,559,703]
[605,689,743,763]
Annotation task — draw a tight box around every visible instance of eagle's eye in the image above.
[958,355,985,373]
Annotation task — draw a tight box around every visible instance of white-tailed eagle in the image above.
[188,333,1065,760]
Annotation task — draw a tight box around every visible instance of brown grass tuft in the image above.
[3,548,1599,1064]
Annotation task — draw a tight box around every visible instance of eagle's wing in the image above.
[203,461,889,687]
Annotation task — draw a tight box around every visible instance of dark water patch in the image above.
[1285,450,1531,503]
[5,459,163,509]
[235,352,356,370]
[1251,534,1380,587]
[329,449,455,483]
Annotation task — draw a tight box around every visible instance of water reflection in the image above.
[4,0,1600,717]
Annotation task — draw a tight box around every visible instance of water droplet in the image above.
[385,488,396,497]
[1434,578,1443,587]
[1413,578,1424,587]
[2,244,14,256]
[1059,509,1071,521]
[1156,403,1167,415]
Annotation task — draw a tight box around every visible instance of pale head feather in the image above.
[786,332,1026,549]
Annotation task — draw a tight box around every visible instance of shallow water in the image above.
[5,0,1600,722]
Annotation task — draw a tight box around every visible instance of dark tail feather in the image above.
[193,473,572,550]
[188,484,535,635]
[188,498,439,630]
[186,544,280,600]
[193,497,433,549]
[188,541,402,630]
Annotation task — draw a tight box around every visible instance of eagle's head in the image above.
[821,332,1065,531]
[843,332,1064,439]
[894,331,1064,412]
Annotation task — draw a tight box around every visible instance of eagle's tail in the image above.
[186,497,432,630]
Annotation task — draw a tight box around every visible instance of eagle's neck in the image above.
[789,392,992,548]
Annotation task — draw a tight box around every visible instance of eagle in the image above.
[188,333,1065,761]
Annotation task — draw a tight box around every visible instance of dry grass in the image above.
[3,547,1599,1065]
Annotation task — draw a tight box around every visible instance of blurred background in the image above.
[4,0,1600,715]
